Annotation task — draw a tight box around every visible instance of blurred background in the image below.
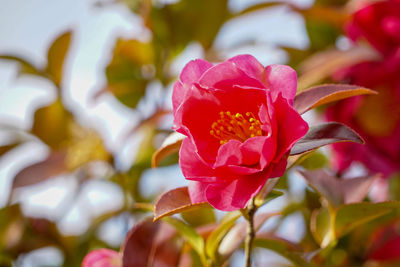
[0,0,376,266]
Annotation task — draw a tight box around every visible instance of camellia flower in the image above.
[172,55,308,211]
[82,248,121,267]
[347,0,400,56]
[327,56,400,177]
[326,0,400,177]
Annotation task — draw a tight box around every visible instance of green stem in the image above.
[244,197,257,267]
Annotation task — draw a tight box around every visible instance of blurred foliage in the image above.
[1,0,399,266]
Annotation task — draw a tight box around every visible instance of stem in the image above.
[244,197,256,267]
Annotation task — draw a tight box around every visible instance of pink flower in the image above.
[347,0,400,56]
[82,249,121,267]
[172,55,308,211]
[327,43,400,177]
[367,222,400,262]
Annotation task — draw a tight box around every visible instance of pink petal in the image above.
[173,59,213,119]
[188,180,209,204]
[265,64,297,105]
[179,138,231,182]
[273,94,309,159]
[172,81,185,115]
[227,54,265,82]
[198,61,266,91]
[214,139,243,167]
[82,249,121,267]
[205,170,270,211]
[180,59,213,85]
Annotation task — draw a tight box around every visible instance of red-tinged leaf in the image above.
[12,151,67,189]
[122,218,180,267]
[46,31,72,87]
[154,187,210,222]
[342,174,380,204]
[297,46,379,90]
[294,84,377,114]
[290,122,364,156]
[298,169,379,207]
[298,169,342,206]
[152,132,184,168]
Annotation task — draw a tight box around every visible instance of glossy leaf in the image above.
[334,202,400,238]
[181,207,216,227]
[290,122,364,156]
[46,31,72,87]
[154,187,210,222]
[122,218,180,267]
[12,151,67,189]
[152,132,184,168]
[294,84,377,114]
[205,211,241,262]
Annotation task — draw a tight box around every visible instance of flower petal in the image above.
[265,64,297,105]
[180,59,213,85]
[198,61,266,91]
[205,170,270,211]
[179,138,231,182]
[273,94,309,159]
[228,54,265,82]
[188,180,209,204]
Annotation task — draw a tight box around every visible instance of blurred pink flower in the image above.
[172,54,308,211]
[327,54,400,177]
[368,222,400,262]
[347,0,400,56]
[326,0,400,177]
[82,249,121,267]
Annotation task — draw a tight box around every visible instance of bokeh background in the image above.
[0,0,379,266]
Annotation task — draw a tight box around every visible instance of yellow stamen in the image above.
[210,111,263,144]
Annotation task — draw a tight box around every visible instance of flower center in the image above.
[210,111,263,145]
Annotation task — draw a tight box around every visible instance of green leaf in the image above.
[310,207,332,247]
[163,217,206,264]
[205,211,241,262]
[254,233,309,266]
[181,207,216,227]
[294,84,377,114]
[31,100,72,149]
[300,151,328,170]
[290,122,364,156]
[154,187,211,222]
[102,39,153,108]
[46,31,72,87]
[334,202,400,238]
